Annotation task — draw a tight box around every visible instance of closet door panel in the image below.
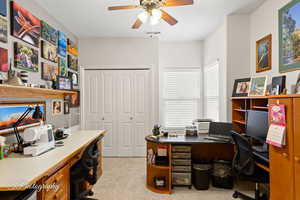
[133,71,150,156]
[118,71,134,157]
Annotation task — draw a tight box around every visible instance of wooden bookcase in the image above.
[232,97,268,133]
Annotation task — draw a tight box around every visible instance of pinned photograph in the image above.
[52,100,63,115]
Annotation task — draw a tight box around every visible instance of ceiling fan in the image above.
[108,0,194,29]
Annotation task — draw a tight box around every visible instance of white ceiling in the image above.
[34,0,265,41]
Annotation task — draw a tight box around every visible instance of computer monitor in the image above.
[246,110,269,142]
[208,122,232,137]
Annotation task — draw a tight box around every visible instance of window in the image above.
[162,70,201,128]
[204,61,219,121]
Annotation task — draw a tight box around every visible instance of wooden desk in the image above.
[0,130,106,199]
[145,135,234,194]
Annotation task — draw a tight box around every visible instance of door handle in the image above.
[295,156,300,163]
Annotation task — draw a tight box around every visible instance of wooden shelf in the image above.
[0,85,76,99]
[233,120,246,125]
[252,106,268,110]
[234,109,247,112]
[149,165,170,170]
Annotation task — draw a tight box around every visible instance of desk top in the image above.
[0,130,106,191]
[145,135,232,144]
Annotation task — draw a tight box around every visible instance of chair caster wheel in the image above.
[233,192,239,198]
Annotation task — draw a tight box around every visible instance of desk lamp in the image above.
[12,105,43,153]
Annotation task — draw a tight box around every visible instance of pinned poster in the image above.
[266,104,286,148]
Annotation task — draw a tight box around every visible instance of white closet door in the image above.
[84,70,118,157]
[133,71,150,156]
[117,71,135,157]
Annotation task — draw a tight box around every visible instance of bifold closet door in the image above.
[117,70,150,157]
[84,70,150,157]
[83,70,118,157]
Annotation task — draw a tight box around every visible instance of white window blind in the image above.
[163,71,201,128]
[204,62,219,121]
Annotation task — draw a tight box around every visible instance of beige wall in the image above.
[250,0,298,93]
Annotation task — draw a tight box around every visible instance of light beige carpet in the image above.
[93,158,253,200]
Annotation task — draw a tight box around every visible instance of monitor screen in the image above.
[246,110,269,142]
[209,122,232,137]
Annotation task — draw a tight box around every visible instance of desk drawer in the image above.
[172,172,191,186]
[172,159,191,166]
[172,152,191,159]
[172,145,191,153]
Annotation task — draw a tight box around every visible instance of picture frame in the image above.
[56,76,73,91]
[67,39,78,56]
[232,78,251,97]
[58,31,67,57]
[41,21,58,45]
[14,42,39,72]
[67,55,78,71]
[64,100,70,115]
[0,101,46,134]
[10,1,41,47]
[58,57,67,77]
[279,0,300,73]
[41,62,59,81]
[68,71,79,86]
[0,0,7,17]
[0,16,8,43]
[41,40,58,63]
[271,75,286,95]
[0,47,8,72]
[52,100,63,115]
[70,90,80,107]
[256,34,272,73]
[249,76,268,96]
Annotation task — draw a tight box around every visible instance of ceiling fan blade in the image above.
[132,19,143,29]
[161,10,178,25]
[164,0,194,7]
[108,5,140,11]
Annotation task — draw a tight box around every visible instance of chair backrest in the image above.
[209,122,232,137]
[230,131,255,176]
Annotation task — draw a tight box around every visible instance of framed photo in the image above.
[249,76,268,96]
[70,91,80,107]
[52,100,63,115]
[64,101,70,114]
[68,71,79,86]
[0,101,46,135]
[279,0,300,73]
[57,76,73,90]
[67,39,78,56]
[0,16,7,43]
[41,21,58,45]
[232,78,251,97]
[271,76,286,95]
[0,47,8,72]
[41,62,59,81]
[256,34,272,73]
[14,42,39,72]
[0,0,7,17]
[10,1,41,47]
[68,55,78,71]
[58,31,67,57]
[58,57,67,77]
[41,40,58,63]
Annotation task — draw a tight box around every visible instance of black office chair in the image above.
[230,131,269,200]
[70,137,102,200]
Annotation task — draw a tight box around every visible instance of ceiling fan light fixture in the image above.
[151,9,162,19]
[138,11,149,23]
[150,16,160,25]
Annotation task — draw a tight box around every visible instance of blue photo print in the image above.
[58,31,67,57]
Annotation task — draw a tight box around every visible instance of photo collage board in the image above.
[0,0,80,111]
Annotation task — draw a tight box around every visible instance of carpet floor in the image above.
[93,158,253,200]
